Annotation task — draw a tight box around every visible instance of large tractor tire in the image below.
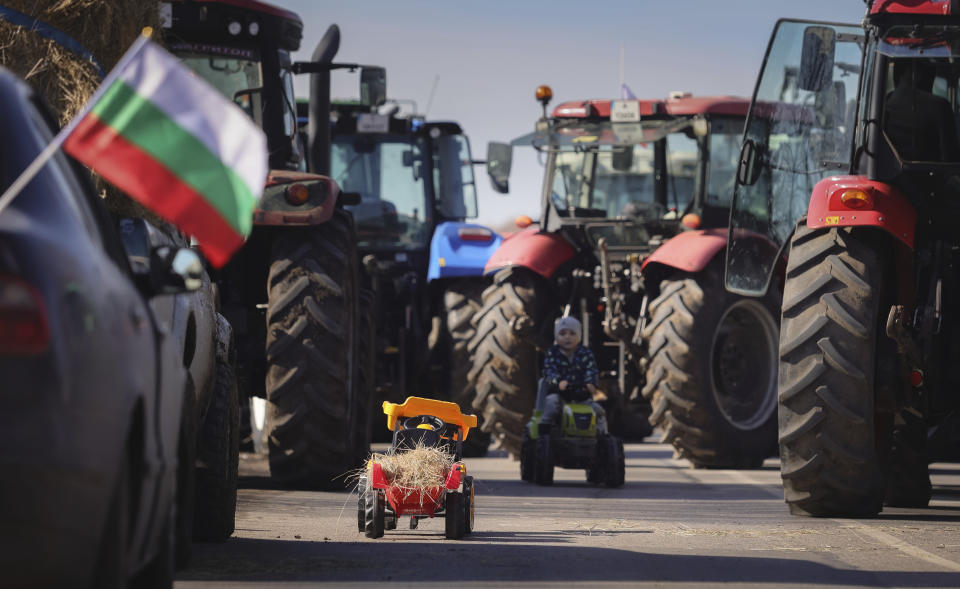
[641,262,779,468]
[466,268,544,457]
[778,224,885,516]
[264,210,363,488]
[443,279,491,457]
[353,289,376,459]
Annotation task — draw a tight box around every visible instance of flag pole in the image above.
[0,33,151,217]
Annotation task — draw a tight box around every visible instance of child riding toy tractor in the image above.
[520,380,626,487]
[358,397,477,539]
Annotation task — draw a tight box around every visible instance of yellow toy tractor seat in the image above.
[382,397,478,459]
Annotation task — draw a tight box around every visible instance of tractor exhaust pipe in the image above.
[309,24,340,176]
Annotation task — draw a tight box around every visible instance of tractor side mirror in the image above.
[360,67,387,107]
[340,191,362,206]
[486,141,512,194]
[799,26,836,92]
[233,87,264,128]
[736,139,762,187]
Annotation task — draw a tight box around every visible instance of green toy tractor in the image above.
[520,380,625,486]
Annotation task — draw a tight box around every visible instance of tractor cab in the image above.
[489,87,748,264]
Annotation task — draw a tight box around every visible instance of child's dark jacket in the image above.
[543,344,599,400]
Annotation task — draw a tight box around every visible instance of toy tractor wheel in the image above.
[265,211,366,488]
[641,260,780,468]
[463,476,475,534]
[603,435,625,488]
[445,491,466,539]
[520,432,536,482]
[363,484,385,539]
[466,268,545,458]
[533,435,554,486]
[356,476,367,533]
[586,439,605,484]
[778,224,887,516]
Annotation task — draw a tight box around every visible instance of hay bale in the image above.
[356,442,456,505]
[0,1,160,125]
[0,1,167,227]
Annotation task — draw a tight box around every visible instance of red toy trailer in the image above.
[358,397,477,539]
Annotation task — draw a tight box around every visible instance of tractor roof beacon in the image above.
[162,0,374,488]
[727,0,960,516]
[472,86,782,466]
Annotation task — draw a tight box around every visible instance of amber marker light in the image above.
[285,183,310,205]
[681,213,701,229]
[536,85,553,104]
[515,215,533,229]
[840,189,872,210]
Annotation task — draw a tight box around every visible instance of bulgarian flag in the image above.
[62,35,268,267]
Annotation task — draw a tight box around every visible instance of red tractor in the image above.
[727,1,960,515]
[473,87,782,465]
[162,0,377,486]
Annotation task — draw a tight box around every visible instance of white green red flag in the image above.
[63,36,267,267]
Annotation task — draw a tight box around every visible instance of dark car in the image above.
[0,67,198,587]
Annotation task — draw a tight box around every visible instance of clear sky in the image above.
[281,0,867,233]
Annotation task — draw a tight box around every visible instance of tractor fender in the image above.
[641,228,728,273]
[427,221,504,282]
[252,171,341,226]
[806,176,916,248]
[483,226,575,278]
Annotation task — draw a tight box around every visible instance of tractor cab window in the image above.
[171,44,262,105]
[433,134,478,219]
[665,132,699,216]
[877,30,960,165]
[705,117,743,207]
[528,118,692,220]
[332,135,431,249]
[279,52,306,171]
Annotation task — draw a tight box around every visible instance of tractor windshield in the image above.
[333,134,432,249]
[169,43,263,107]
[535,120,699,220]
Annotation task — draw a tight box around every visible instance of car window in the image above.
[26,101,106,246]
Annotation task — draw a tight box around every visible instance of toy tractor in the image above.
[521,381,625,486]
[358,397,477,539]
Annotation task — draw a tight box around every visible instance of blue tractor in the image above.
[326,101,503,454]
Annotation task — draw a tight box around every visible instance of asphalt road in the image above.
[176,441,960,588]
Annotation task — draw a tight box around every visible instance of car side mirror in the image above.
[736,139,762,187]
[799,26,836,92]
[486,141,512,194]
[148,246,204,296]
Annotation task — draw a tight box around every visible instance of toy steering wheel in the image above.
[403,415,445,432]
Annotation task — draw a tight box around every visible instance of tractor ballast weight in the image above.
[163,0,373,487]
[726,2,960,516]
[471,89,781,463]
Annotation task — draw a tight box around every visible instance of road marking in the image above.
[837,521,960,572]
[721,468,960,572]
